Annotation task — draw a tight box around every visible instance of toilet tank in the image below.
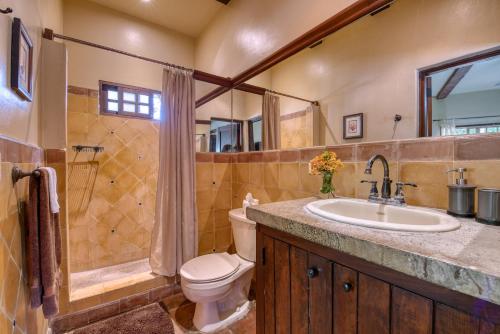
[229,208,256,262]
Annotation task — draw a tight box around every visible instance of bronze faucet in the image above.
[362,154,417,206]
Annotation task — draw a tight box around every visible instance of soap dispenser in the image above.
[447,168,476,217]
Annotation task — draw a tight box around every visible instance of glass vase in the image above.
[320,172,335,197]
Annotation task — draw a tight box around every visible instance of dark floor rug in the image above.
[72,303,175,334]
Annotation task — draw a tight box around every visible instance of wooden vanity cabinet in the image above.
[256,224,500,334]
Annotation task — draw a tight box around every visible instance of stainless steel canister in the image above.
[447,185,476,218]
[477,189,500,226]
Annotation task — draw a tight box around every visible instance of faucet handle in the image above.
[394,182,417,201]
[361,180,378,197]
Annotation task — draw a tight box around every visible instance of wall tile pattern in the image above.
[67,88,159,272]
[0,137,48,334]
[197,135,500,225]
[280,111,312,149]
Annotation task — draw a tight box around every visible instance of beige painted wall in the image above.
[0,0,63,145]
[195,0,356,77]
[268,0,500,144]
[63,0,194,91]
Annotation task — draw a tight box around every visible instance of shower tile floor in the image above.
[70,258,154,300]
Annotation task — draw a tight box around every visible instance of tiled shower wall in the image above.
[280,110,315,149]
[0,137,49,334]
[197,134,500,245]
[67,87,159,272]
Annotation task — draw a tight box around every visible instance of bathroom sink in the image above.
[305,198,460,232]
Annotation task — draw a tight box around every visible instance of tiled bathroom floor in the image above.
[162,293,256,334]
[70,258,154,300]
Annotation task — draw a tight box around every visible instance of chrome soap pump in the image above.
[447,168,476,217]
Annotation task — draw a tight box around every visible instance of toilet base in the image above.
[193,300,252,333]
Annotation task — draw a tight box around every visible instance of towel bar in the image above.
[12,166,40,184]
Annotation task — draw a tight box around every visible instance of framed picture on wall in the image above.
[11,17,33,101]
[343,113,364,139]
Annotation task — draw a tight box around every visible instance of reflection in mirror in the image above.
[422,52,500,137]
[195,82,235,153]
[231,89,263,152]
[233,74,320,152]
[231,0,500,148]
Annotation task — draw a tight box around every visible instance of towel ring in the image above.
[12,166,40,184]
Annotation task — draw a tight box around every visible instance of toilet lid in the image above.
[180,252,240,283]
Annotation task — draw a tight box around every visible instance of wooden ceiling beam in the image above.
[195,86,231,108]
[195,0,393,107]
[193,70,231,87]
[436,65,472,100]
[234,83,266,95]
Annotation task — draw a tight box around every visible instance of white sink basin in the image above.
[305,198,460,232]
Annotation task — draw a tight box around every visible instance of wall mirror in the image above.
[195,82,233,153]
[419,47,500,137]
[196,0,500,153]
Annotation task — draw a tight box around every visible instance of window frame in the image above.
[99,80,161,120]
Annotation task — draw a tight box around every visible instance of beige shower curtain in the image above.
[262,91,281,150]
[150,67,198,277]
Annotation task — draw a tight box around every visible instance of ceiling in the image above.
[86,0,226,37]
[431,55,500,97]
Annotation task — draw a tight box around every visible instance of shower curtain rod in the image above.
[42,29,318,106]
[267,89,318,105]
[42,29,231,87]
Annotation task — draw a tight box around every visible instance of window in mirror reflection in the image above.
[424,52,500,137]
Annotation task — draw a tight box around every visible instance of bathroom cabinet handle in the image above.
[307,267,319,278]
[343,282,353,292]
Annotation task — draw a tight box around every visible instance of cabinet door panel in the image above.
[392,287,433,334]
[309,253,332,334]
[435,303,480,334]
[290,247,309,334]
[333,264,357,334]
[274,240,291,334]
[358,273,390,334]
[263,235,275,334]
[480,320,500,334]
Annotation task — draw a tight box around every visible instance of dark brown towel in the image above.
[26,169,62,318]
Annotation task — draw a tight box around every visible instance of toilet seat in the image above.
[180,252,240,284]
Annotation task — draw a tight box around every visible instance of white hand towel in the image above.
[40,167,60,214]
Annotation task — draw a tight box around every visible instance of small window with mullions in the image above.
[99,80,161,120]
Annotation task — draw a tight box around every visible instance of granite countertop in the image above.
[246,197,500,306]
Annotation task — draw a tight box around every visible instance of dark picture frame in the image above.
[343,113,364,139]
[11,17,34,101]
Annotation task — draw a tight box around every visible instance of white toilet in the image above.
[180,208,256,333]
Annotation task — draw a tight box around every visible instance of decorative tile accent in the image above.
[455,134,500,161]
[398,137,454,161]
[357,140,399,161]
[326,144,356,162]
[196,152,213,163]
[213,153,232,163]
[0,135,43,163]
[279,150,300,162]
[262,151,280,162]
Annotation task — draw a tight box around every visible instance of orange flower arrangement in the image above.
[309,151,343,195]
